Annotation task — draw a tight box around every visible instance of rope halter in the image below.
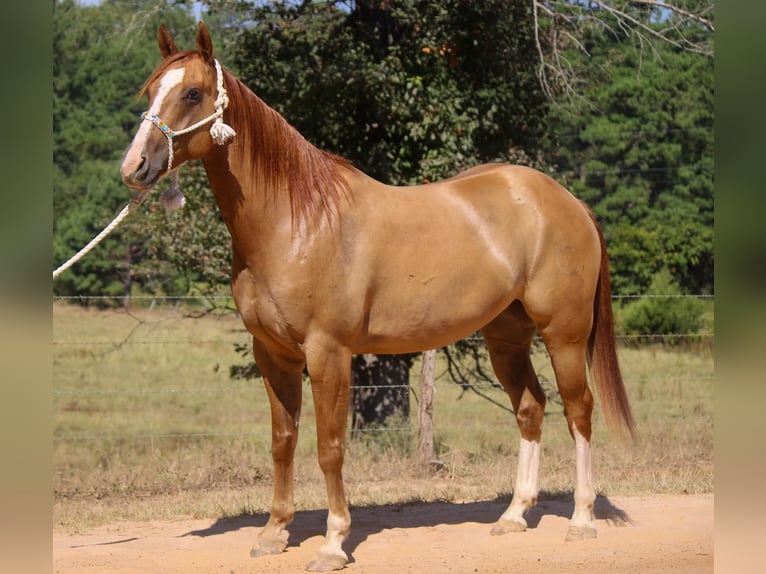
[139,58,236,209]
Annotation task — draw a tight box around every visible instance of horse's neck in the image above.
[202,146,299,259]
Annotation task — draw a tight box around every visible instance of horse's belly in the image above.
[351,271,519,354]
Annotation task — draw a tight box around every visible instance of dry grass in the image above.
[52,302,713,533]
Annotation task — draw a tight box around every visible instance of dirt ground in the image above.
[54,493,713,573]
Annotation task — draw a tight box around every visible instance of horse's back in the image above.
[444,163,584,215]
[437,163,600,268]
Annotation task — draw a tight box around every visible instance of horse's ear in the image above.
[196,21,214,63]
[157,24,179,59]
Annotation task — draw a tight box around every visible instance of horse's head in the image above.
[121,22,235,202]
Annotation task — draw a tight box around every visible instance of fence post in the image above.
[418,349,436,477]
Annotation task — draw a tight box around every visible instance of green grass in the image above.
[52,302,713,532]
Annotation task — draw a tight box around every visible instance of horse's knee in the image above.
[561,385,594,439]
[271,429,298,462]
[515,406,542,437]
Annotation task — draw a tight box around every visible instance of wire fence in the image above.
[53,294,715,301]
[52,294,714,444]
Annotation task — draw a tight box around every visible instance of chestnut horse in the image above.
[121,22,635,572]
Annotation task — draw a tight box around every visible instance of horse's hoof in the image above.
[250,542,284,557]
[305,551,348,572]
[250,533,288,557]
[490,518,527,536]
[565,524,597,541]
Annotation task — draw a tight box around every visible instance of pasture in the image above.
[52,300,713,532]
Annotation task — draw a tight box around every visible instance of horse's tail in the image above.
[585,208,637,441]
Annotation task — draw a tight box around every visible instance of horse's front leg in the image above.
[249,340,304,558]
[305,341,353,572]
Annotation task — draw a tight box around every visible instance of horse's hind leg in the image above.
[540,326,597,541]
[482,302,546,535]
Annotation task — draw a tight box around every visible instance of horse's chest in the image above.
[231,272,310,350]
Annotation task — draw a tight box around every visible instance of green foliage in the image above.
[53,0,197,297]
[551,36,714,295]
[52,0,714,303]
[620,268,706,344]
[231,0,550,185]
[124,162,232,297]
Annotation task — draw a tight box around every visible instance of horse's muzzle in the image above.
[121,151,166,195]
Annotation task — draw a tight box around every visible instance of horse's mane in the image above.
[143,52,354,225]
[223,65,354,225]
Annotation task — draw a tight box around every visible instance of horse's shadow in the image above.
[181,492,633,561]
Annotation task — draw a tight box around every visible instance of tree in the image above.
[231,0,551,185]
[122,162,234,299]
[350,354,414,436]
[550,33,713,294]
[53,0,197,298]
[531,0,714,104]
[621,267,706,344]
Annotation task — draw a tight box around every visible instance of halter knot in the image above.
[209,59,237,145]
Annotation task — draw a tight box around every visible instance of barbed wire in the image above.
[54,295,237,300]
[54,293,714,301]
[52,339,243,345]
[612,294,714,299]
[52,293,714,348]
[556,126,713,140]
[51,331,714,347]
[51,374,715,397]
[53,293,714,446]
[53,411,713,443]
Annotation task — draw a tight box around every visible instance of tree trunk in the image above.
[351,353,413,437]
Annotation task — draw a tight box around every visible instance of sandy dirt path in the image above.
[54,493,712,573]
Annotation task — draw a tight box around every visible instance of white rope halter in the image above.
[141,59,236,173]
[53,59,236,280]
[140,58,236,208]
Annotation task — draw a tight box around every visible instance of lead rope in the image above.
[52,59,235,280]
[52,204,133,280]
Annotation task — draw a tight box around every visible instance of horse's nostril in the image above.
[135,155,148,177]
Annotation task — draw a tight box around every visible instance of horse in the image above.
[121,22,635,572]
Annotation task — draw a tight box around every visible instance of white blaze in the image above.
[121,67,186,178]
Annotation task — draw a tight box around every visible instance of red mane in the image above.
[222,66,353,225]
[140,52,353,225]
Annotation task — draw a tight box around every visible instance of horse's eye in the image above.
[185,88,201,104]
